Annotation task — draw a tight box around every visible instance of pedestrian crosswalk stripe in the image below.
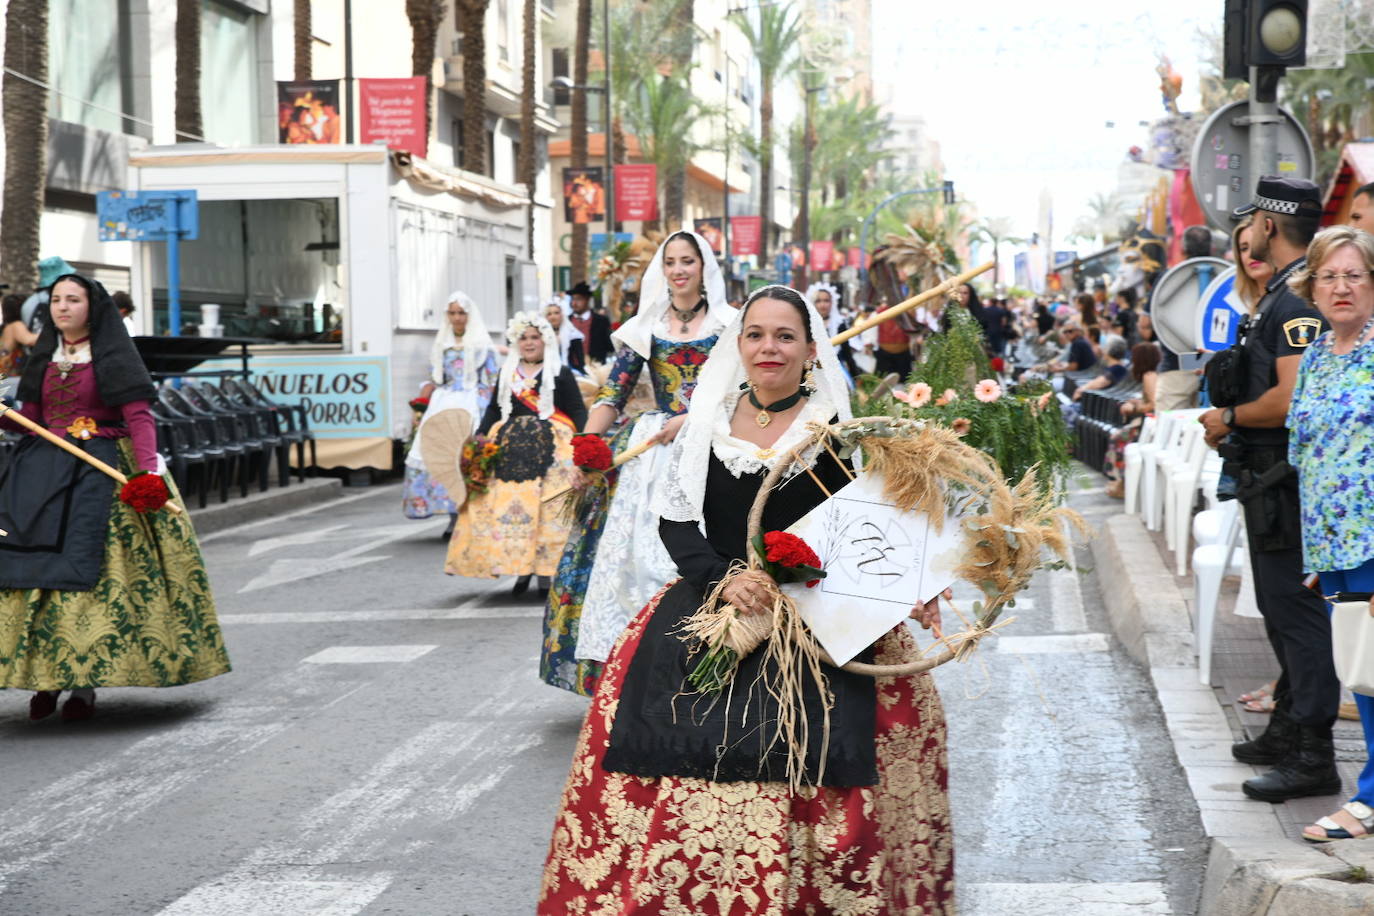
[221,605,543,625]
[157,870,393,916]
[995,633,1109,654]
[302,645,438,664]
[962,881,1168,914]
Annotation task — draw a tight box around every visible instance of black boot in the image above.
[1242,723,1343,802]
[1232,704,1299,765]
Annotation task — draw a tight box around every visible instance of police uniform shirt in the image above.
[1236,257,1326,445]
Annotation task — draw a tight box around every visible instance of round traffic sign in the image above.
[1148,257,1231,355]
[1196,266,1244,351]
[1189,100,1314,232]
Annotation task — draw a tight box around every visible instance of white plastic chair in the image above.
[1137,413,1183,529]
[1122,415,1158,515]
[1193,501,1245,685]
[1166,426,1212,574]
[1143,412,1195,531]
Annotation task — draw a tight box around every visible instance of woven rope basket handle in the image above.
[744,424,955,678]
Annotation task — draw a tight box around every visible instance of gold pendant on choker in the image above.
[755,409,772,429]
[56,359,73,380]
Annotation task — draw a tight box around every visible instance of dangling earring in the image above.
[802,359,817,394]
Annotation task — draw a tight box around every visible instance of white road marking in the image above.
[220,605,543,625]
[246,523,352,558]
[302,645,438,664]
[1048,563,1088,632]
[157,870,393,916]
[962,881,1169,915]
[237,522,442,593]
[197,487,398,544]
[995,633,1109,654]
[0,665,360,887]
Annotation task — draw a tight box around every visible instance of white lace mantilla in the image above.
[711,390,834,478]
[653,391,835,523]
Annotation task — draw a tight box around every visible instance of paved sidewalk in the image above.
[1093,504,1374,914]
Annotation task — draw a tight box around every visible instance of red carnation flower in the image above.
[762,530,821,569]
[571,434,613,471]
[120,473,170,513]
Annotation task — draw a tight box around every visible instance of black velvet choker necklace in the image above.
[747,387,804,428]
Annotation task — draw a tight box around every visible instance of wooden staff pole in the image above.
[0,405,183,515]
[830,259,996,346]
[543,434,658,502]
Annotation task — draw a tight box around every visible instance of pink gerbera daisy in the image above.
[951,417,972,436]
[974,379,1002,403]
[896,382,932,408]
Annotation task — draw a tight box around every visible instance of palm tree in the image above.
[294,0,312,80]
[662,0,696,228]
[408,0,449,160]
[626,73,704,233]
[569,0,591,283]
[175,0,202,141]
[603,0,680,169]
[730,1,800,261]
[0,0,48,291]
[519,0,536,257]
[1074,193,1128,246]
[970,217,1024,289]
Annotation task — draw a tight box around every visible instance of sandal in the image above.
[1241,695,1276,714]
[1304,801,1374,843]
[1238,681,1275,705]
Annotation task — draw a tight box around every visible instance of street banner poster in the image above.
[249,355,391,439]
[563,166,606,224]
[730,215,762,256]
[614,164,657,221]
[809,240,834,271]
[359,77,427,158]
[786,243,806,268]
[694,217,724,254]
[277,80,341,144]
[846,246,867,269]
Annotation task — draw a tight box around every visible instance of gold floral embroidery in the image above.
[539,609,955,914]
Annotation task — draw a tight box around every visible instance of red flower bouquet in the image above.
[409,396,430,413]
[755,530,827,588]
[571,434,613,471]
[120,472,171,513]
[461,437,500,495]
[687,531,826,693]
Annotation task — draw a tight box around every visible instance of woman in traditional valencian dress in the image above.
[446,313,587,594]
[0,274,230,721]
[402,291,498,536]
[541,230,734,695]
[539,286,955,913]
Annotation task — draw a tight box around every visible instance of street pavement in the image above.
[0,482,1208,915]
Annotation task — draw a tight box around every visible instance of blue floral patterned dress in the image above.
[540,335,716,695]
[1287,332,1374,573]
[402,348,498,519]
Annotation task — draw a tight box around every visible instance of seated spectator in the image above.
[1073,338,1129,401]
[1040,321,1097,375]
[1103,342,1163,497]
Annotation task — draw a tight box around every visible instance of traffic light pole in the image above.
[1246,65,1283,184]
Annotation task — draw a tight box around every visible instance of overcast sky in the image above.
[871,0,1216,247]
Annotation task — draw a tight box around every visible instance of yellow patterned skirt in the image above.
[446,415,575,579]
[0,441,231,691]
[539,588,956,914]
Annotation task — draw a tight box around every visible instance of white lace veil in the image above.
[496,311,562,422]
[653,284,852,524]
[614,228,733,359]
[549,297,585,364]
[429,290,493,386]
[805,281,842,338]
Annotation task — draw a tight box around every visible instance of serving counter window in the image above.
[149,197,343,345]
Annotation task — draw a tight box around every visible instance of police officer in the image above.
[1200,176,1340,802]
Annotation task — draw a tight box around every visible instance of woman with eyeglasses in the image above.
[1285,227,1374,841]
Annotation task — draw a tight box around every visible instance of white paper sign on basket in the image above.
[779,468,967,666]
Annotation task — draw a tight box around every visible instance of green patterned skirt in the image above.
[0,440,231,691]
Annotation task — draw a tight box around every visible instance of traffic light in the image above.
[1223,0,1307,78]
